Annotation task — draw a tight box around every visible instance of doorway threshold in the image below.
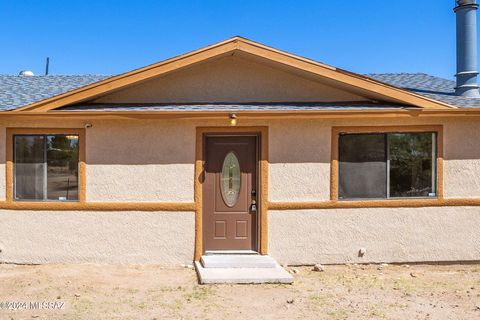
[204,250,258,255]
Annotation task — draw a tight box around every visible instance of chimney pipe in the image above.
[454,0,480,97]
[45,57,50,76]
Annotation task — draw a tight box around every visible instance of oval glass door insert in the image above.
[220,151,241,207]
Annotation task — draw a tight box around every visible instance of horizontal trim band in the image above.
[268,198,480,210]
[6,109,480,119]
[0,202,196,211]
[1,199,480,211]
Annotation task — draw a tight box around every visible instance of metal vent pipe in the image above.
[454,0,480,97]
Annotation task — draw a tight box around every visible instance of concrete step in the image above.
[194,261,294,284]
[201,254,277,268]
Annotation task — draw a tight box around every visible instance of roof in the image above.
[0,75,109,111]
[0,37,478,112]
[368,73,480,108]
[5,37,456,112]
[0,73,477,112]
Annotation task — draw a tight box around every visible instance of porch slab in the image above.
[200,254,277,268]
[194,261,294,284]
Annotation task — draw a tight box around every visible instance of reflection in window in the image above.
[14,134,79,201]
[339,134,387,199]
[339,132,436,200]
[389,133,435,198]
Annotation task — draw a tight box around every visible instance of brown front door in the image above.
[203,135,258,252]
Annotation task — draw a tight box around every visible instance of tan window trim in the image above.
[6,128,86,203]
[330,125,444,202]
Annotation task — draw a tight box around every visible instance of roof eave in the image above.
[1,107,480,120]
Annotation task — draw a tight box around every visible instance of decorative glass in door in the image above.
[220,151,241,207]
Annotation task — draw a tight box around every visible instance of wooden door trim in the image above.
[195,126,268,261]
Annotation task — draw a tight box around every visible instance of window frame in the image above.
[6,128,86,203]
[331,125,444,202]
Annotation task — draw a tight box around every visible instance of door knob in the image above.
[250,199,257,213]
[250,189,257,213]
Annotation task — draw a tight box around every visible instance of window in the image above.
[338,132,437,200]
[14,134,79,201]
[220,151,241,207]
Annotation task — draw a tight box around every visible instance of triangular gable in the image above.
[91,54,371,104]
[14,37,456,112]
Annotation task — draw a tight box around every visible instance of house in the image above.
[1,1,480,280]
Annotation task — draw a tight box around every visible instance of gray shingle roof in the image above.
[0,75,110,111]
[367,73,480,108]
[1,73,480,111]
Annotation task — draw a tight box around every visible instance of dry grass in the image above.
[0,263,479,319]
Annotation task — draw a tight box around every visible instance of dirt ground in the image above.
[0,263,479,320]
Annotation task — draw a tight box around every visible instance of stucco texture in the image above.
[0,210,194,265]
[442,118,480,198]
[2,117,480,204]
[93,55,367,104]
[85,120,195,202]
[269,120,332,201]
[0,117,480,265]
[0,127,6,201]
[267,117,480,201]
[269,207,480,265]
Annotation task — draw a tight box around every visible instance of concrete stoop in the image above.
[195,254,294,284]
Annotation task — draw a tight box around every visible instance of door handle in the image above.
[250,189,257,213]
[250,199,257,213]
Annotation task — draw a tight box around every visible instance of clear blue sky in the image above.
[0,0,467,79]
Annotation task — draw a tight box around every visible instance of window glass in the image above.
[339,134,387,199]
[220,151,241,207]
[14,136,45,200]
[338,131,437,200]
[389,133,435,198]
[14,134,79,201]
[46,135,79,201]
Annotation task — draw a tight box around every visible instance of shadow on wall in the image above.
[443,119,480,160]
[268,118,480,163]
[92,55,366,105]
[86,119,334,166]
[5,119,479,167]
[85,120,196,165]
[269,120,331,164]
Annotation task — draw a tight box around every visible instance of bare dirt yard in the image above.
[0,263,479,320]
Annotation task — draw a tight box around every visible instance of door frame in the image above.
[194,126,268,260]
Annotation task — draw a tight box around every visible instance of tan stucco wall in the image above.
[2,116,480,203]
[0,127,6,201]
[0,210,194,265]
[0,117,480,264]
[267,117,480,201]
[93,55,367,104]
[269,207,480,265]
[86,117,480,201]
[269,119,332,201]
[0,118,197,203]
[442,118,480,198]
[85,120,195,202]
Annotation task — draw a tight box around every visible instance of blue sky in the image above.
[0,0,466,79]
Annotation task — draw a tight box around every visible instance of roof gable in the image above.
[13,37,456,112]
[92,54,369,104]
